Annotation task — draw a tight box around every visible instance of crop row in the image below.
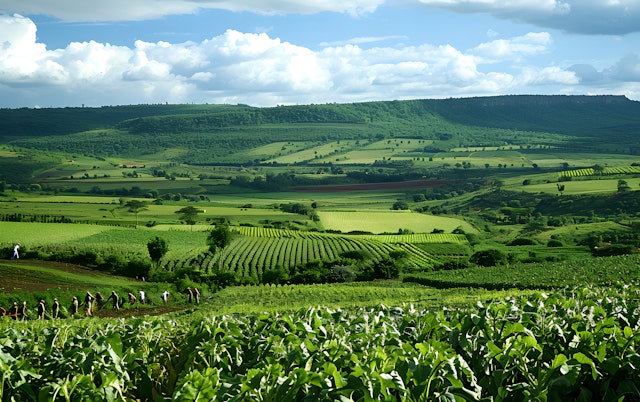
[235,226,469,244]
[163,235,441,278]
[2,284,639,400]
[403,254,640,290]
[559,165,640,178]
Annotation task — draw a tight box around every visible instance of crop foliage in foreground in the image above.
[1,283,640,401]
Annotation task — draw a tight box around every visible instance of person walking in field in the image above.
[70,296,79,316]
[106,291,120,310]
[9,302,19,320]
[11,243,20,259]
[194,287,200,304]
[128,292,136,305]
[138,290,146,304]
[0,306,6,317]
[83,292,95,316]
[186,287,194,303]
[95,291,105,309]
[161,290,170,305]
[37,300,46,319]
[20,301,28,320]
[52,298,60,319]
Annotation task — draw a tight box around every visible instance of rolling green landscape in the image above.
[1,95,640,400]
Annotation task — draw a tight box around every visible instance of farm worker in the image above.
[161,290,170,305]
[186,287,194,303]
[70,296,79,316]
[37,300,46,319]
[0,306,5,317]
[138,290,146,304]
[128,292,136,305]
[11,243,20,259]
[20,301,28,320]
[9,302,18,320]
[95,292,105,309]
[107,291,120,310]
[52,298,60,319]
[83,292,95,316]
[194,288,200,304]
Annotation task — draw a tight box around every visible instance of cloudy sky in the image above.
[1,0,639,108]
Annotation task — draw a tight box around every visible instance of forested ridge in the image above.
[2,95,638,138]
[1,95,639,168]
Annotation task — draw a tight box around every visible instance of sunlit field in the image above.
[317,210,476,234]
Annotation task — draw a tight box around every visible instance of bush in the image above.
[470,249,508,267]
[507,238,537,246]
[262,267,289,284]
[592,244,636,257]
[327,265,356,283]
[547,239,564,247]
[371,257,400,279]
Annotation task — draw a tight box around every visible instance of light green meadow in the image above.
[317,210,476,234]
[519,178,639,195]
[0,222,109,246]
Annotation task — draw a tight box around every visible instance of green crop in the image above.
[1,283,640,400]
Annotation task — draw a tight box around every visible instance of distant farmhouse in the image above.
[121,162,146,168]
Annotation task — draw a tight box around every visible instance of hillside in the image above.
[2,94,639,142]
[1,94,639,185]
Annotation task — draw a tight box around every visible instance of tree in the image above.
[617,179,631,192]
[470,249,508,267]
[147,236,168,268]
[392,200,409,210]
[124,200,148,228]
[208,224,233,270]
[175,206,203,230]
[593,164,605,175]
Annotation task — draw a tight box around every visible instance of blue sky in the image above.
[0,1,639,108]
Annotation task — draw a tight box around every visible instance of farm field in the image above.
[2,96,640,400]
[317,210,476,234]
[1,278,638,400]
[519,178,640,195]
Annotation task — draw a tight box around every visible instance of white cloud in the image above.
[473,32,551,62]
[612,53,640,82]
[0,14,637,107]
[1,0,638,36]
[413,0,640,35]
[0,0,384,21]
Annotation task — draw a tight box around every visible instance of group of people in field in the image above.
[0,288,172,320]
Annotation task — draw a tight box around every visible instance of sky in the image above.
[0,0,639,108]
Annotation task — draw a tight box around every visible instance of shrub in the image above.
[507,238,537,246]
[547,239,564,247]
[262,267,289,284]
[327,265,356,283]
[470,249,508,267]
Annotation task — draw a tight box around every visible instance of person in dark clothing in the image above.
[106,291,120,310]
[70,296,79,316]
[83,292,95,316]
[186,287,194,303]
[52,298,60,319]
[95,292,105,309]
[9,302,19,320]
[37,300,46,319]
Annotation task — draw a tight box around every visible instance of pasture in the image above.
[519,178,639,195]
[317,210,475,234]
